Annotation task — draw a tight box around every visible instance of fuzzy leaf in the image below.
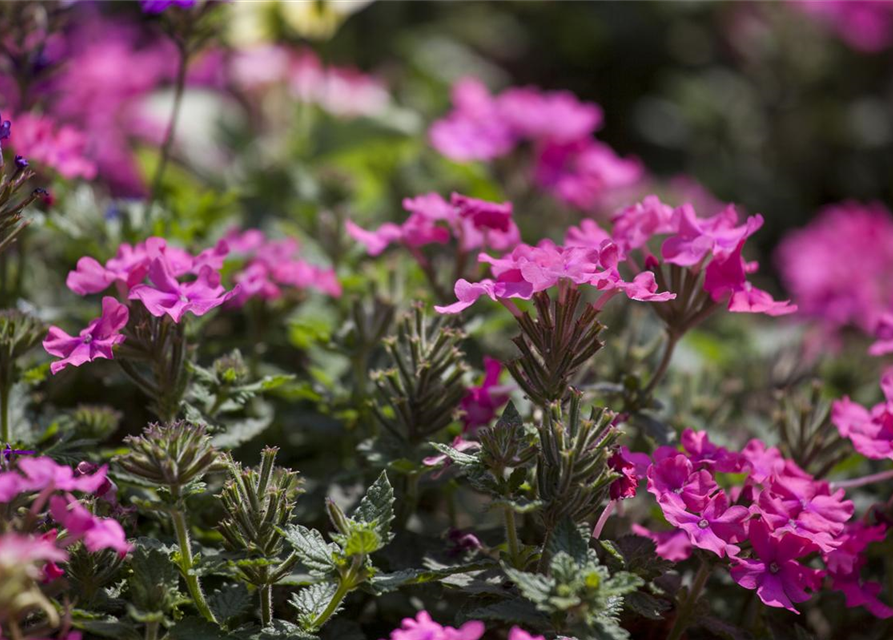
[352,470,395,543]
[503,566,554,606]
[624,591,670,620]
[209,583,251,624]
[342,525,383,556]
[428,442,480,467]
[168,618,229,640]
[290,582,339,631]
[610,535,673,581]
[465,597,550,627]
[547,517,591,564]
[73,619,141,640]
[281,525,339,576]
[128,538,180,616]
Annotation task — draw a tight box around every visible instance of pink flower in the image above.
[534,139,643,212]
[611,196,677,252]
[66,242,150,295]
[16,457,109,494]
[662,492,749,559]
[43,297,129,374]
[50,495,131,555]
[461,357,510,432]
[704,239,796,316]
[661,204,761,267]
[757,476,854,553]
[507,628,546,640]
[741,439,786,484]
[824,523,893,619]
[730,519,824,613]
[497,86,602,143]
[776,201,893,332]
[380,610,485,640]
[129,258,236,323]
[832,371,893,459]
[630,524,693,562]
[608,450,640,501]
[681,429,743,473]
[646,454,717,512]
[7,112,97,180]
[429,78,518,162]
[564,219,613,250]
[0,532,68,570]
[793,1,893,53]
[451,193,513,233]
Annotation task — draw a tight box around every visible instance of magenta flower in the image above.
[662,492,749,559]
[129,258,236,323]
[534,139,643,212]
[730,519,824,613]
[630,524,693,562]
[49,495,131,555]
[824,523,893,618]
[460,357,511,432]
[43,297,129,374]
[380,610,485,640]
[16,457,109,494]
[7,113,97,180]
[757,476,854,553]
[0,532,68,570]
[832,372,893,459]
[646,454,717,512]
[507,628,546,640]
[661,204,762,267]
[704,239,796,316]
[793,1,893,52]
[429,78,518,162]
[776,201,893,333]
[681,429,743,473]
[740,439,786,484]
[67,243,150,295]
[608,450,640,501]
[451,193,513,233]
[141,0,195,13]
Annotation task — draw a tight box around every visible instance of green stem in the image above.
[260,584,273,627]
[1,381,10,444]
[170,506,217,624]
[643,331,679,397]
[503,506,521,568]
[536,527,554,574]
[145,39,190,217]
[667,557,712,640]
[310,576,352,631]
[144,621,160,640]
[396,472,420,528]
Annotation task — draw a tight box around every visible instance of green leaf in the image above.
[496,401,523,430]
[547,517,590,564]
[168,617,229,640]
[624,591,670,620]
[342,525,383,556]
[209,583,251,625]
[365,561,493,595]
[128,538,180,616]
[290,582,338,630]
[427,442,480,467]
[490,496,544,514]
[465,597,550,627]
[73,619,141,640]
[610,535,673,581]
[503,566,554,606]
[280,525,339,576]
[352,470,395,544]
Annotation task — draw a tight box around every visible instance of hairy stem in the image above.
[832,467,893,490]
[310,576,352,631]
[144,621,159,640]
[260,584,273,627]
[170,506,217,623]
[503,506,521,568]
[643,331,679,397]
[667,557,712,640]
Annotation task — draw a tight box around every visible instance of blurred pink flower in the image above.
[776,201,893,333]
[461,357,510,432]
[7,112,97,180]
[793,1,893,52]
[43,297,129,374]
[630,524,693,562]
[832,371,893,460]
[49,495,131,555]
[381,610,485,640]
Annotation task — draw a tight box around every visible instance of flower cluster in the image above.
[0,456,130,556]
[5,112,97,180]
[832,371,893,460]
[430,78,641,211]
[568,195,796,322]
[224,227,341,305]
[230,45,390,119]
[381,611,542,640]
[635,428,893,616]
[348,191,521,258]
[776,201,893,338]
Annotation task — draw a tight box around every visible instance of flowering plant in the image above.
[0,2,892,640]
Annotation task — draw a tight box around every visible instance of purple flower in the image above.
[0,113,10,145]
[662,492,749,559]
[129,258,237,323]
[646,453,717,512]
[43,297,129,374]
[681,429,743,473]
[730,519,824,613]
[140,0,196,14]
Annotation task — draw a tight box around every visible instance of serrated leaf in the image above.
[428,442,481,467]
[365,561,492,595]
[73,619,141,640]
[168,617,229,640]
[209,583,251,624]
[128,538,180,616]
[352,470,395,544]
[490,496,544,514]
[611,535,673,581]
[548,517,590,564]
[496,401,523,430]
[290,582,338,631]
[342,525,382,556]
[624,591,670,620]
[503,566,554,606]
[280,525,339,576]
[465,597,550,627]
